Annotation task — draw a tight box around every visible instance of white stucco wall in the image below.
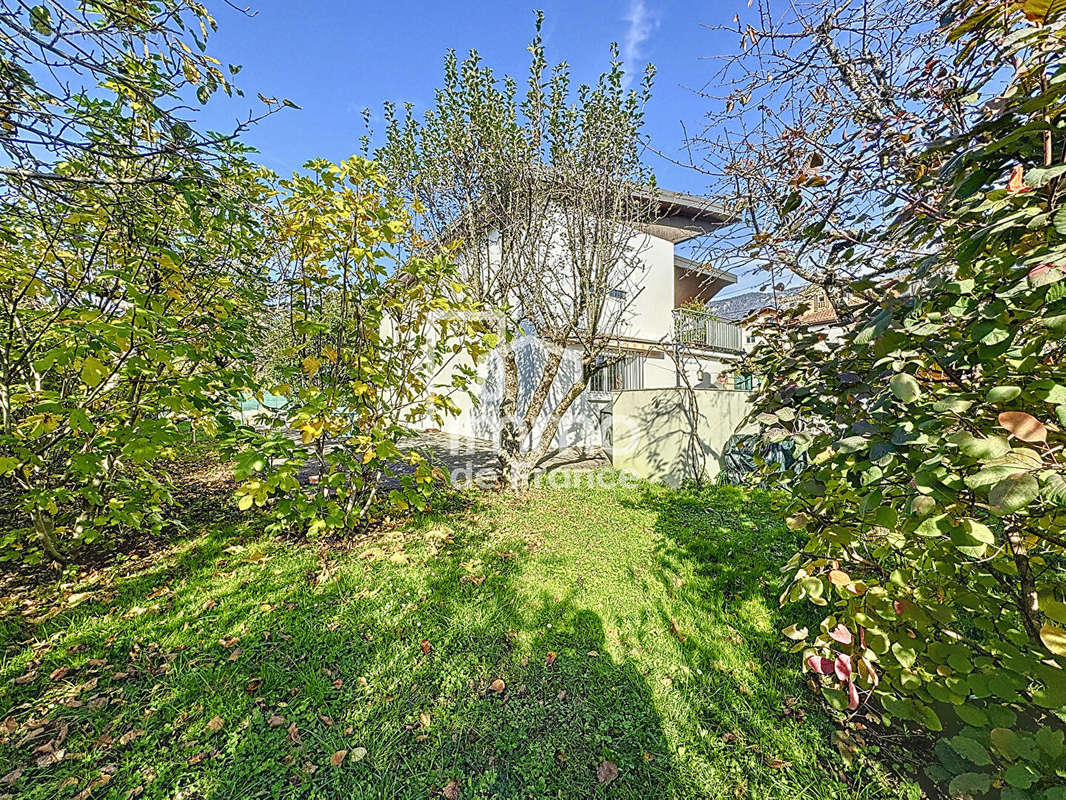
[611,388,754,487]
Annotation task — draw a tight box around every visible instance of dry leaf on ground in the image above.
[597,760,619,785]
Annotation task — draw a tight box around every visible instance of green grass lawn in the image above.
[0,471,922,799]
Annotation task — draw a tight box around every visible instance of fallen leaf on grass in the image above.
[286,722,300,743]
[351,746,367,761]
[669,618,686,643]
[420,640,432,655]
[14,670,38,685]
[329,749,347,767]
[318,714,333,726]
[245,678,262,694]
[206,716,223,732]
[49,667,69,681]
[1,769,21,786]
[545,651,557,666]
[72,773,110,800]
[418,712,431,729]
[187,751,209,765]
[118,729,143,746]
[597,760,619,785]
[489,679,505,694]
[267,714,285,728]
[228,648,242,662]
[441,779,460,799]
[767,758,792,769]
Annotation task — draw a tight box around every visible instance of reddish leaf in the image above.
[329,749,347,767]
[1006,165,1033,194]
[846,681,860,710]
[834,653,852,682]
[828,624,852,645]
[827,569,850,586]
[545,651,557,666]
[420,640,431,655]
[998,411,1047,443]
[489,679,505,694]
[806,656,834,675]
[441,779,460,799]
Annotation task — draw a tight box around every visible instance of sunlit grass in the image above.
[0,476,921,799]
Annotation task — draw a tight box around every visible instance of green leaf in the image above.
[29,5,52,35]
[1004,763,1038,790]
[950,432,1011,460]
[1035,727,1064,760]
[986,385,1022,403]
[989,473,1040,515]
[948,773,991,796]
[1041,471,1066,505]
[889,373,921,403]
[1055,205,1066,235]
[949,735,993,766]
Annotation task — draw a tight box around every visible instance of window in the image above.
[590,354,644,393]
[733,374,755,391]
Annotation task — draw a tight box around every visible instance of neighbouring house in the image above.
[426,187,751,456]
[714,284,851,347]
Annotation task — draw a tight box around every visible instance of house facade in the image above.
[428,188,749,455]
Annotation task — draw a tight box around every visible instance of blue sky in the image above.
[199,0,760,294]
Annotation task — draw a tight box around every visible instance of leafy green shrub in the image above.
[746,0,1066,794]
[0,0,276,563]
[232,157,490,535]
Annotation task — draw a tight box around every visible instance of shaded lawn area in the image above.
[0,476,922,799]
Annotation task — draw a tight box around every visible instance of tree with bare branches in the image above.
[378,14,660,489]
[684,0,973,313]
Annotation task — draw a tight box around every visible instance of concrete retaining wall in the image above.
[611,388,753,487]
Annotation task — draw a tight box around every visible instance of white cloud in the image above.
[621,0,656,89]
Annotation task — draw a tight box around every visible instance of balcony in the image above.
[672,308,743,353]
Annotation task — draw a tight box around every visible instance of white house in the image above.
[427,187,751,457]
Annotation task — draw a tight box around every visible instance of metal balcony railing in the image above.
[672,308,743,353]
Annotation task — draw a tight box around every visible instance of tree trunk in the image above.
[32,510,68,565]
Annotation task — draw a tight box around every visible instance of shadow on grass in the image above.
[624,482,904,798]
[0,507,676,800]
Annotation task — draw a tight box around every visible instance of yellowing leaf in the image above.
[1040,624,1066,656]
[80,356,106,388]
